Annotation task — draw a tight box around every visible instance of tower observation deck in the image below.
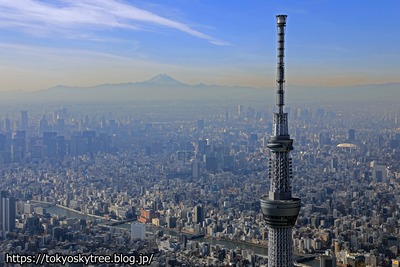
[260,15,301,267]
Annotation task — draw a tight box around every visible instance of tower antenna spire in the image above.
[276,14,286,114]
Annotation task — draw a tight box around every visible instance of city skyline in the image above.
[0,0,399,92]
[0,94,398,266]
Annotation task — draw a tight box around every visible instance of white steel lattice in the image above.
[273,113,288,136]
[268,227,293,267]
[269,152,291,193]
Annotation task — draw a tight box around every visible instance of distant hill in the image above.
[285,83,400,104]
[0,74,399,104]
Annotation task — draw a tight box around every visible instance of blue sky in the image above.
[0,0,399,91]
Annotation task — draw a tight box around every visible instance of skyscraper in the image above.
[260,15,301,267]
[2,196,16,232]
[39,115,49,134]
[21,110,28,131]
[11,131,26,162]
[0,191,7,230]
[43,132,57,159]
[193,205,204,224]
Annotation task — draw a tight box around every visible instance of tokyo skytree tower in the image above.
[260,15,301,267]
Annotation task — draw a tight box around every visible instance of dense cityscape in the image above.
[0,99,398,266]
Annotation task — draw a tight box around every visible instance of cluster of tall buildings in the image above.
[0,109,114,164]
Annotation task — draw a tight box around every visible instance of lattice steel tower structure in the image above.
[260,15,301,267]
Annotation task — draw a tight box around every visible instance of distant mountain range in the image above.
[1,74,399,104]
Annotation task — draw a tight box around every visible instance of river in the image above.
[43,205,268,256]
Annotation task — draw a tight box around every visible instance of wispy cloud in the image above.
[0,41,145,68]
[0,0,229,45]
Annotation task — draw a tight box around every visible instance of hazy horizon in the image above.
[0,0,399,92]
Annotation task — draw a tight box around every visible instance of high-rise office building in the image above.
[21,111,28,131]
[56,135,66,158]
[0,191,7,230]
[56,118,65,134]
[193,205,204,224]
[39,115,49,134]
[371,161,387,183]
[260,15,301,267]
[192,161,200,178]
[11,131,26,162]
[43,132,57,159]
[205,155,218,173]
[197,139,207,156]
[2,196,16,232]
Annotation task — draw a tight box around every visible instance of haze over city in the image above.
[0,0,399,92]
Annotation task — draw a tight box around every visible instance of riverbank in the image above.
[31,200,117,222]
[31,201,268,255]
